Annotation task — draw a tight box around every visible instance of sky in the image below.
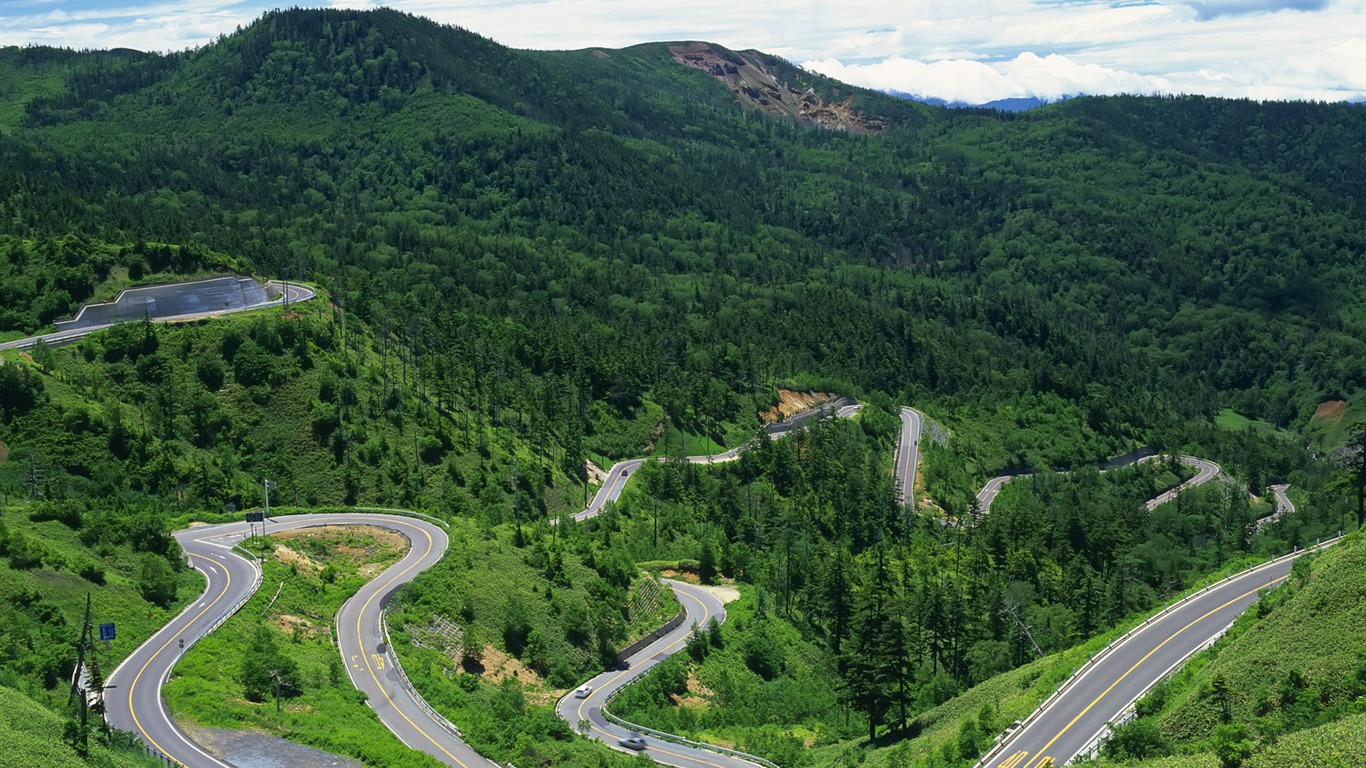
[1,0,1362,105]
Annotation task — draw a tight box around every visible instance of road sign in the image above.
[245,511,264,523]
[98,623,116,642]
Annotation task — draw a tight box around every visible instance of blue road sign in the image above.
[98,623,116,642]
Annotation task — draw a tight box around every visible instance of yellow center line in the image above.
[128,551,235,767]
[1020,575,1287,768]
[349,519,471,768]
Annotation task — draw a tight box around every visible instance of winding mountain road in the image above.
[99,395,864,768]
[1252,484,1295,532]
[555,582,764,768]
[65,313,1285,768]
[104,514,489,768]
[573,396,860,523]
[974,454,1223,516]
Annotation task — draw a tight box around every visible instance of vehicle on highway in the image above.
[618,733,647,750]
[573,684,593,699]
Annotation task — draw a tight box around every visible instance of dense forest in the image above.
[1,6,1365,768]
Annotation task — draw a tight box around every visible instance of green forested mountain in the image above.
[2,6,1365,768]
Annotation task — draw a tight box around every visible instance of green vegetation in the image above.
[1214,410,1281,437]
[0,503,198,702]
[2,5,1365,765]
[387,517,679,767]
[601,416,1339,765]
[0,685,161,768]
[0,235,247,338]
[1081,533,1366,768]
[165,525,446,768]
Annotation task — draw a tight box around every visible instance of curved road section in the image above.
[105,513,492,768]
[894,407,925,508]
[557,581,764,768]
[574,397,861,523]
[1253,484,1295,532]
[976,538,1339,768]
[975,455,1222,516]
[0,278,313,352]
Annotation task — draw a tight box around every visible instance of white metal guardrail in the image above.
[596,614,781,768]
[971,535,1344,768]
[600,677,781,768]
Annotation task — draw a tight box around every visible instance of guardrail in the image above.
[196,552,264,644]
[971,535,1343,768]
[592,587,781,768]
[614,609,686,661]
[1070,619,1234,762]
[364,512,473,748]
[351,506,452,529]
[140,551,266,766]
[378,607,467,742]
[600,676,780,768]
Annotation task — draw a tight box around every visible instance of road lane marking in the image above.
[997,750,1028,768]
[1019,576,1288,768]
[350,520,471,767]
[128,551,235,768]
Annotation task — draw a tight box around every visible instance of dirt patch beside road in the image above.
[760,390,837,423]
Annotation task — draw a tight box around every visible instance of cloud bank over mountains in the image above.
[1,0,1362,105]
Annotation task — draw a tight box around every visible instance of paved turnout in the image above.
[977,538,1338,768]
[0,279,313,352]
[105,513,493,768]
[556,581,764,768]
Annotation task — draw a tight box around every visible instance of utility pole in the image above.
[261,478,275,554]
[68,594,107,758]
[270,669,283,713]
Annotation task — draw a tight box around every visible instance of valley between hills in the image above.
[1,7,1365,768]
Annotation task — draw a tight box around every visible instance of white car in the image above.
[618,733,647,750]
[573,684,593,699]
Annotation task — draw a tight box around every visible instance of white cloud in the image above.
[805,52,1172,103]
[0,0,1361,102]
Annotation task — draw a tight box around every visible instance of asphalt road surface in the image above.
[556,581,765,768]
[977,538,1338,768]
[894,407,924,508]
[0,278,314,352]
[105,513,492,768]
[974,455,1222,516]
[1252,484,1296,532]
[573,397,861,523]
[92,388,1266,768]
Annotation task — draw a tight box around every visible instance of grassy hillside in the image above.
[2,5,1365,764]
[1081,532,1366,767]
[0,685,160,768]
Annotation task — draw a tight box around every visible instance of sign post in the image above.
[246,510,265,557]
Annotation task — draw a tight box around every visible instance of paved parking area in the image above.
[55,277,271,331]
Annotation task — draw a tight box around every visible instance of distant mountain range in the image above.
[889,92,1063,112]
